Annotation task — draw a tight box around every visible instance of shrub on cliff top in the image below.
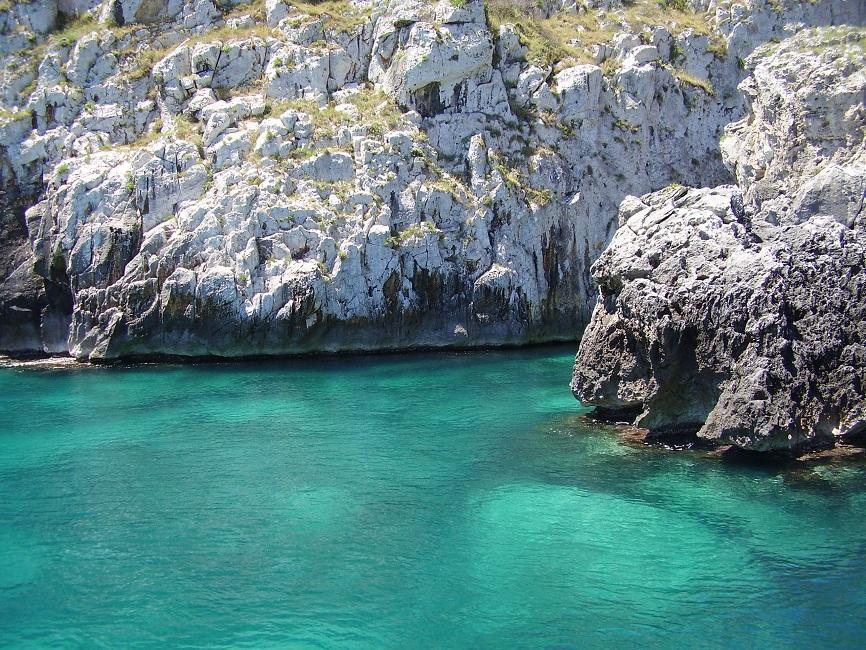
[486,0,714,68]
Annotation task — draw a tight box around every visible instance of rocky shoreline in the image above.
[571,24,866,455]
[0,337,579,367]
[0,0,864,454]
[608,421,866,464]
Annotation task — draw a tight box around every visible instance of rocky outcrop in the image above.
[572,26,866,454]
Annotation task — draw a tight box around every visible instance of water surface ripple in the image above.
[1,347,865,648]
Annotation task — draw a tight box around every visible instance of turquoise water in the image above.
[1,347,866,648]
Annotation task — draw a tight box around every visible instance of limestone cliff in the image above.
[0,0,756,358]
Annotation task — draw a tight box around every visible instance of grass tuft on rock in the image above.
[485,0,717,68]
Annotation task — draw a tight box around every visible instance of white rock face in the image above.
[0,0,861,373]
[369,0,499,117]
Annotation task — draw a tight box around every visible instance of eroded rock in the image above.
[572,27,866,454]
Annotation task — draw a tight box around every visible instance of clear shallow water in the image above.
[1,346,865,649]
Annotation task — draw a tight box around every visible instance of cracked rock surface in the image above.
[572,25,866,453]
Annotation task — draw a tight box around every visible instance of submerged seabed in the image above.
[1,346,865,648]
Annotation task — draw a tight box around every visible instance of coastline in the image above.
[0,338,581,369]
[608,422,866,466]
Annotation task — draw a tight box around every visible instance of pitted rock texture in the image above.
[572,26,866,454]
[0,0,752,360]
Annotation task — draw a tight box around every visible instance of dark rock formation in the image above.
[572,27,866,454]
[572,185,866,453]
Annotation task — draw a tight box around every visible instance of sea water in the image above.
[1,347,865,648]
